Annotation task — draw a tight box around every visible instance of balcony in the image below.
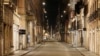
[3,0,10,5]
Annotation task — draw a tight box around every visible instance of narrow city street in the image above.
[0,0,100,56]
[10,39,98,56]
[23,42,83,56]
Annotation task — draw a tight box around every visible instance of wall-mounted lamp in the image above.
[43,8,47,13]
[45,16,47,18]
[44,11,47,13]
[42,2,46,6]
[63,10,66,13]
[68,3,71,6]
[61,15,63,18]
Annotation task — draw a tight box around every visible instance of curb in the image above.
[9,44,42,56]
[21,44,42,56]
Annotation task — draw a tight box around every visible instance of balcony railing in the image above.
[3,0,10,4]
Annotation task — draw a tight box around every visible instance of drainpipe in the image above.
[75,16,78,47]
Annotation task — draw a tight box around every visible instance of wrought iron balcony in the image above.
[3,0,11,4]
[3,0,17,5]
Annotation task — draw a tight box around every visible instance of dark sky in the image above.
[45,0,60,28]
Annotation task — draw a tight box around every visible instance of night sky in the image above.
[45,0,60,28]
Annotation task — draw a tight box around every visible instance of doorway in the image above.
[13,24,19,51]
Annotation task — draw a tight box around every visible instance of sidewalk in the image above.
[76,47,98,56]
[9,42,99,56]
[62,43,98,56]
[9,44,42,56]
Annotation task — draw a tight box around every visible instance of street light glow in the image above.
[61,15,63,18]
[63,10,66,13]
[42,2,46,5]
[43,8,47,13]
[68,3,71,6]
[44,10,47,13]
[45,16,47,18]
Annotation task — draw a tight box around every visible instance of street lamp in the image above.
[68,3,71,6]
[42,2,46,6]
[61,15,63,18]
[63,10,66,13]
[43,8,47,13]
[45,16,47,18]
[44,11,47,13]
